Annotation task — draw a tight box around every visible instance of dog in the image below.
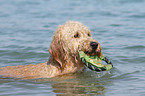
[0,21,102,79]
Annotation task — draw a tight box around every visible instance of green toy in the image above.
[79,51,113,72]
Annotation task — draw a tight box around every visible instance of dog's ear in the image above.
[49,36,66,71]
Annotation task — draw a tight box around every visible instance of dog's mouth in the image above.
[77,41,113,72]
[84,50,97,56]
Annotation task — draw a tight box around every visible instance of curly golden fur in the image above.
[0,21,102,79]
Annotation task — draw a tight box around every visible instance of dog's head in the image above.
[49,21,102,71]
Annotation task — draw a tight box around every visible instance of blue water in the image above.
[0,0,145,96]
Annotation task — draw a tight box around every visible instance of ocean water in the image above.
[0,0,145,96]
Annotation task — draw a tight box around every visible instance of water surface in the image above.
[0,0,145,96]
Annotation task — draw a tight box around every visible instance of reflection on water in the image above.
[52,81,105,95]
[35,71,111,96]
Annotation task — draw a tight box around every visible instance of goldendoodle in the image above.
[0,21,102,79]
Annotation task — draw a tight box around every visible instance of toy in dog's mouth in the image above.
[79,51,113,72]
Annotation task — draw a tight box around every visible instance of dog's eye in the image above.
[74,33,79,38]
[88,33,91,37]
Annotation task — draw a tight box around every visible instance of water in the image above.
[0,0,145,95]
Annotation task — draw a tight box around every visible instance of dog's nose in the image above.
[90,42,98,50]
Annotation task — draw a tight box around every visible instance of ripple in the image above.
[99,11,118,17]
[129,13,145,19]
[109,24,123,27]
[124,45,145,49]
[119,0,144,4]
